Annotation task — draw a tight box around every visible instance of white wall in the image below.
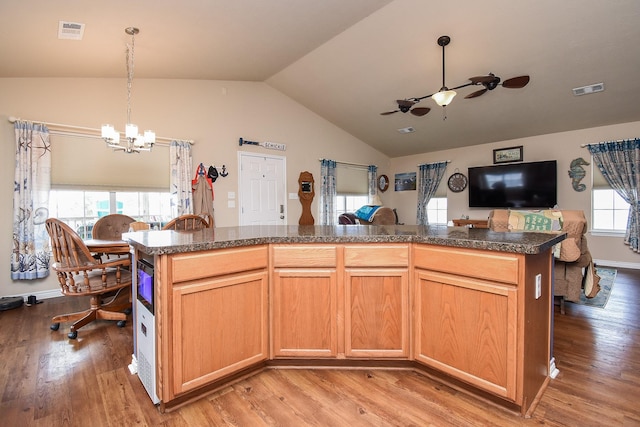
[0,77,389,298]
[388,121,640,268]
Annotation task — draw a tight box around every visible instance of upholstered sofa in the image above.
[338,206,397,226]
[356,206,397,225]
[488,209,597,313]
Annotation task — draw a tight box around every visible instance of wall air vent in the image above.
[397,127,415,134]
[572,82,604,96]
[58,21,85,40]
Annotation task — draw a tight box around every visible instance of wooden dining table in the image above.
[84,239,131,256]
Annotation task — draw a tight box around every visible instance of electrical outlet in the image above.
[535,274,542,299]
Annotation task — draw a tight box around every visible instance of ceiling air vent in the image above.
[572,82,604,96]
[397,127,415,134]
[58,21,85,40]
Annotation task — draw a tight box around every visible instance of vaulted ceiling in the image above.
[1,0,639,157]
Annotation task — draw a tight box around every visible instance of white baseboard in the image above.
[129,354,138,375]
[4,289,63,302]
[549,357,559,379]
[593,259,640,270]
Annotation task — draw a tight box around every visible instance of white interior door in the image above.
[239,152,287,225]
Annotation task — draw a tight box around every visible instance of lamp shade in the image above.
[126,123,138,139]
[144,130,156,144]
[432,89,457,107]
[101,124,114,138]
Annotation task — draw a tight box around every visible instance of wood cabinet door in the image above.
[272,269,338,357]
[344,269,409,358]
[171,271,269,395]
[414,269,517,401]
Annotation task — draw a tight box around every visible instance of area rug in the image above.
[575,267,617,308]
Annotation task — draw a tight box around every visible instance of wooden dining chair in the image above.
[200,212,215,228]
[92,214,136,240]
[128,221,151,232]
[45,218,132,339]
[162,214,211,231]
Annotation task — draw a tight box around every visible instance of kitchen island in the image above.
[125,225,564,416]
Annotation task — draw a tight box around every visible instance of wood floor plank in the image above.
[97,367,148,426]
[263,369,385,426]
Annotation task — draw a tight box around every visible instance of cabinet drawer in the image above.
[171,245,268,283]
[272,245,337,268]
[413,245,519,284]
[344,244,409,267]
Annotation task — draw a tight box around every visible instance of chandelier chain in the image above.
[126,30,135,126]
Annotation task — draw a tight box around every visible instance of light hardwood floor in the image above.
[1,268,638,426]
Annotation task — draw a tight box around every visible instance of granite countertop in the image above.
[124,224,566,256]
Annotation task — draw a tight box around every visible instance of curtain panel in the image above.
[12,121,51,280]
[416,161,448,225]
[169,140,193,217]
[587,139,640,252]
[368,165,378,204]
[319,159,337,225]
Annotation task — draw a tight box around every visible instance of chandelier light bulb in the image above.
[144,130,156,144]
[134,135,145,147]
[125,123,138,139]
[101,124,114,139]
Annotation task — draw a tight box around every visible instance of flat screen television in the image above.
[468,160,557,208]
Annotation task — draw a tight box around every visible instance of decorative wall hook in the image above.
[207,165,219,182]
[220,165,228,177]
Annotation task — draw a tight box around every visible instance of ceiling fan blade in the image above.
[410,107,431,117]
[465,88,488,99]
[502,75,530,88]
[380,110,399,115]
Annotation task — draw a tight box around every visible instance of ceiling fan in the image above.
[381,35,530,117]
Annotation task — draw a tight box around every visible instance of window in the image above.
[335,163,369,220]
[592,188,629,232]
[49,190,172,238]
[47,133,174,238]
[591,163,630,233]
[426,197,448,225]
[336,194,369,217]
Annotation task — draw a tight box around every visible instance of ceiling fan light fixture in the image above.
[432,89,456,107]
[381,34,530,118]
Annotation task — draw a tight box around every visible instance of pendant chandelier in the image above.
[101,27,155,153]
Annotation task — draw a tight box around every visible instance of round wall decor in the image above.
[378,174,389,192]
[447,172,468,192]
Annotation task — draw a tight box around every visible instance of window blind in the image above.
[336,164,368,195]
[591,163,610,189]
[51,134,170,191]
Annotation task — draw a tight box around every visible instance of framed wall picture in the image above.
[394,172,416,191]
[493,146,523,164]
